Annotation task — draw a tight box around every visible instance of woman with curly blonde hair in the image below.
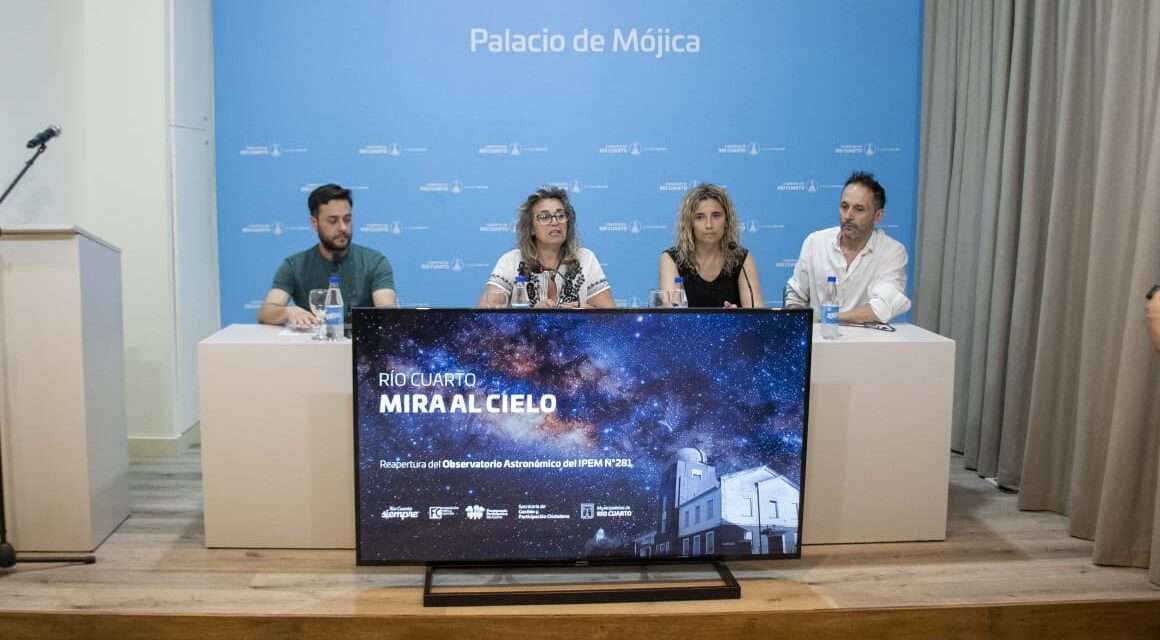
[659,183,763,307]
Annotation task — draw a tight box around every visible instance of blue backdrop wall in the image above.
[214,0,922,320]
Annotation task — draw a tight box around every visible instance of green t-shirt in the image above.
[272,243,395,315]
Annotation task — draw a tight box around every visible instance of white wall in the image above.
[0,1,85,224]
[81,1,177,443]
[0,0,219,450]
[170,0,219,442]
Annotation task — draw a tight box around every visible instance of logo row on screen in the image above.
[381,503,633,522]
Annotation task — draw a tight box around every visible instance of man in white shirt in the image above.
[784,171,911,323]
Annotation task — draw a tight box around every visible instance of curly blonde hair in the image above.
[672,183,742,274]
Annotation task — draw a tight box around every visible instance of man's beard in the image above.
[319,232,350,256]
[841,223,865,239]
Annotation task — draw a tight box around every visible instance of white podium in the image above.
[199,321,955,549]
[0,225,130,551]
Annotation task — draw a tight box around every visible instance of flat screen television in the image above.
[352,308,811,565]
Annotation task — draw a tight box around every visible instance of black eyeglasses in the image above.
[535,212,568,224]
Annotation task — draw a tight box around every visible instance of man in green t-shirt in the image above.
[257,183,397,327]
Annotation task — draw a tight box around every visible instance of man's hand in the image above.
[1147,294,1160,353]
[838,304,882,324]
[285,305,320,328]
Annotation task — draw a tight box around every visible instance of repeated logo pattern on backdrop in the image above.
[214,1,922,320]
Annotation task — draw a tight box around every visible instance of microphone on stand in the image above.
[26,125,62,149]
[1,126,63,208]
[0,125,91,566]
[728,241,755,308]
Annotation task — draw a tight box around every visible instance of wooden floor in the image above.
[1,449,1159,639]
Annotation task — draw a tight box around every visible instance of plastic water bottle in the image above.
[820,275,840,339]
[672,276,688,308]
[324,274,344,340]
[510,275,531,308]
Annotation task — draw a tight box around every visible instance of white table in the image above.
[803,323,955,544]
[200,322,953,548]
[199,325,353,548]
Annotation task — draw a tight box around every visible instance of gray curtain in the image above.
[916,0,1160,582]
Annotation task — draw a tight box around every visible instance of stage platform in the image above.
[1,450,1158,639]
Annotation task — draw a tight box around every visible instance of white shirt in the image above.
[784,227,911,323]
[486,247,611,305]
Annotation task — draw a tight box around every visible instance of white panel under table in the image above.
[803,323,955,544]
[199,324,353,548]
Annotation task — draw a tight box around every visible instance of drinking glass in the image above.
[649,289,669,308]
[532,271,551,306]
[308,289,327,340]
[485,288,509,309]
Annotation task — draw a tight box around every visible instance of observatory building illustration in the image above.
[634,447,800,558]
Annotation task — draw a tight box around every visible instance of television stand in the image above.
[422,560,740,607]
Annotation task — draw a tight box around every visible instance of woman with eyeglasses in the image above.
[659,183,764,308]
[478,186,615,308]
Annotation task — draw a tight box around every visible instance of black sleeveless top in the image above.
[664,247,749,308]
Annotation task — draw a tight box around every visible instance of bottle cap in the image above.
[674,276,684,285]
[328,275,340,285]
[515,275,527,283]
[826,275,837,283]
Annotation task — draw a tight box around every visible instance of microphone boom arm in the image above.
[0,145,48,208]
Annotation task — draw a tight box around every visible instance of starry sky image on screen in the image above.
[353,310,809,563]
